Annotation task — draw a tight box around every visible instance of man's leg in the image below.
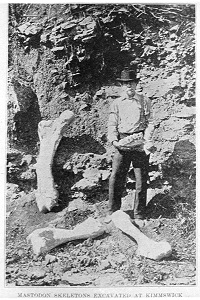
[132,151,150,219]
[108,149,131,213]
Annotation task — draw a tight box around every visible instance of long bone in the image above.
[27,217,106,256]
[35,110,75,213]
[111,210,172,261]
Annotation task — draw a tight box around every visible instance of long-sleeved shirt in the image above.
[108,92,154,144]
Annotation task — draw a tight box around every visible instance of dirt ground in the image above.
[6,186,196,287]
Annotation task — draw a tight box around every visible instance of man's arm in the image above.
[143,97,155,153]
[108,100,119,144]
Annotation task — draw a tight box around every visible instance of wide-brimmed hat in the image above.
[117,67,138,82]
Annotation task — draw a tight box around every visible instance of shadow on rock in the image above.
[146,193,177,219]
[49,134,108,211]
[146,140,196,219]
[162,139,196,178]
[56,134,106,163]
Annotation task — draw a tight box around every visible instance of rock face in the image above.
[7,79,41,146]
[7,4,195,212]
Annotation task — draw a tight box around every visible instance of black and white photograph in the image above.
[1,1,199,298]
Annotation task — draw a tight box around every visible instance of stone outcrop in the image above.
[8,4,195,219]
[7,79,41,146]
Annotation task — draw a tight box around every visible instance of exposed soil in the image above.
[6,184,196,287]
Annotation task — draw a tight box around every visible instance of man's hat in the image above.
[117,67,138,82]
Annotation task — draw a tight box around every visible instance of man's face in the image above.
[121,81,137,97]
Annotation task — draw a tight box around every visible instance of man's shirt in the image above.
[108,92,154,143]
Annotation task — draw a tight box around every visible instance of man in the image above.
[107,67,155,220]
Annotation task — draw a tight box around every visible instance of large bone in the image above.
[27,217,105,256]
[35,110,75,213]
[111,211,172,261]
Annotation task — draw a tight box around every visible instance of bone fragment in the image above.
[35,110,75,213]
[27,217,105,256]
[111,211,172,261]
[118,132,145,148]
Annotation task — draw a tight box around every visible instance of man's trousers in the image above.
[108,147,150,218]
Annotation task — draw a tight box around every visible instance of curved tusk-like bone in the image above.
[35,110,75,213]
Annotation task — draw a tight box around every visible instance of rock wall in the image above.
[7,4,196,208]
